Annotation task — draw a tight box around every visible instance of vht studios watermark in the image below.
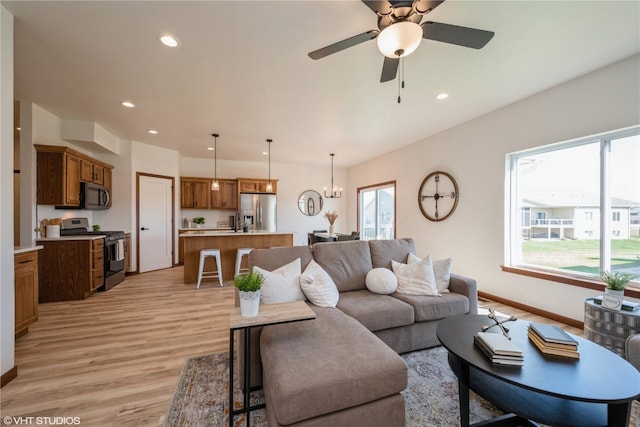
[2,416,81,425]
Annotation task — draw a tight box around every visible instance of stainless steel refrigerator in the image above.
[240,193,277,232]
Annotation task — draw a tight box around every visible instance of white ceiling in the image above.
[4,1,640,167]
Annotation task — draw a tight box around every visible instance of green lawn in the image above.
[522,238,640,275]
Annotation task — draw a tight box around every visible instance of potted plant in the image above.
[600,270,636,310]
[234,271,264,317]
[192,217,205,228]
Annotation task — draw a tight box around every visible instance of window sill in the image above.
[501,265,640,300]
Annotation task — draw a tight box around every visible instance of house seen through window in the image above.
[358,182,395,241]
[507,126,640,287]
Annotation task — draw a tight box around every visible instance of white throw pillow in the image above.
[432,258,452,293]
[392,256,439,296]
[366,268,398,295]
[253,258,305,304]
[408,253,452,293]
[299,260,339,307]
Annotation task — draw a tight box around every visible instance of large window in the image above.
[507,126,640,287]
[358,182,395,241]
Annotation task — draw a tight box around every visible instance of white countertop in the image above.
[179,227,233,232]
[36,235,105,241]
[14,245,44,254]
[180,230,292,237]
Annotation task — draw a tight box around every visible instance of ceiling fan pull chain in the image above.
[397,55,405,104]
[402,55,406,89]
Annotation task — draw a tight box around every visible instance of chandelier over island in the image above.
[265,138,273,193]
[211,133,219,191]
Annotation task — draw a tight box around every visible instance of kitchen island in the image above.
[181,231,293,283]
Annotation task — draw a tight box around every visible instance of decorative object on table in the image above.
[298,190,323,216]
[193,217,205,228]
[92,224,101,232]
[324,210,339,235]
[481,307,517,339]
[323,153,342,199]
[211,133,220,191]
[592,295,640,311]
[600,270,637,311]
[234,272,264,317]
[527,322,579,359]
[418,171,459,222]
[474,331,523,367]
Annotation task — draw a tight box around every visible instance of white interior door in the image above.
[138,175,173,273]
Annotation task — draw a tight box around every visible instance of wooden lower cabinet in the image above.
[38,238,105,302]
[14,250,39,337]
[124,233,131,272]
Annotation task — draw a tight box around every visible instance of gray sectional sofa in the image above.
[242,238,478,427]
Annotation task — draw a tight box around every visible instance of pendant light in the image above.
[211,133,219,191]
[324,153,342,198]
[265,139,273,193]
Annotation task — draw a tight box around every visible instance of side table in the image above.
[228,300,316,427]
[584,297,640,358]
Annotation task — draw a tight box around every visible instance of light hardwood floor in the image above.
[1,266,582,426]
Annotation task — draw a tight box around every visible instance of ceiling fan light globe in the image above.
[377,21,423,58]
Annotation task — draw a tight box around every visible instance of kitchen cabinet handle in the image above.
[141,227,149,231]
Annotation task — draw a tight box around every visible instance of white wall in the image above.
[348,54,640,322]
[178,156,347,246]
[131,141,181,268]
[0,4,14,378]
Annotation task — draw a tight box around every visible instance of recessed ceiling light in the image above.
[147,129,158,135]
[261,151,269,155]
[121,101,135,108]
[159,34,179,47]
[207,147,214,151]
[436,93,449,100]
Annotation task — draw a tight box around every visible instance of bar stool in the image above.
[235,248,253,277]
[197,248,223,288]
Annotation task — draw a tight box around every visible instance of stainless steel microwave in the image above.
[81,182,110,210]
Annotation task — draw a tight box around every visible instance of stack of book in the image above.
[528,322,580,359]
[474,332,524,366]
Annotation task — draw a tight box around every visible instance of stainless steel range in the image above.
[60,217,126,290]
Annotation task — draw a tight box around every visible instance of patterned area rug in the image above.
[163,346,640,426]
[164,346,504,426]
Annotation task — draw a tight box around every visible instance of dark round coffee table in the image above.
[437,314,640,427]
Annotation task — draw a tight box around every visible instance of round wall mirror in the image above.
[298,190,323,216]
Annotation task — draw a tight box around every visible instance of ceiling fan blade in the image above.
[361,0,394,16]
[308,30,379,60]
[380,56,399,82]
[421,21,494,49]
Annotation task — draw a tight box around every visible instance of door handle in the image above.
[141,227,149,231]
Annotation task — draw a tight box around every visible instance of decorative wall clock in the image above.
[418,171,459,222]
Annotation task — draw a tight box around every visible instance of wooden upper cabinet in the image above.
[181,178,211,209]
[36,150,81,206]
[211,179,238,210]
[237,178,277,194]
[35,145,114,207]
[81,159,105,184]
[65,154,82,206]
